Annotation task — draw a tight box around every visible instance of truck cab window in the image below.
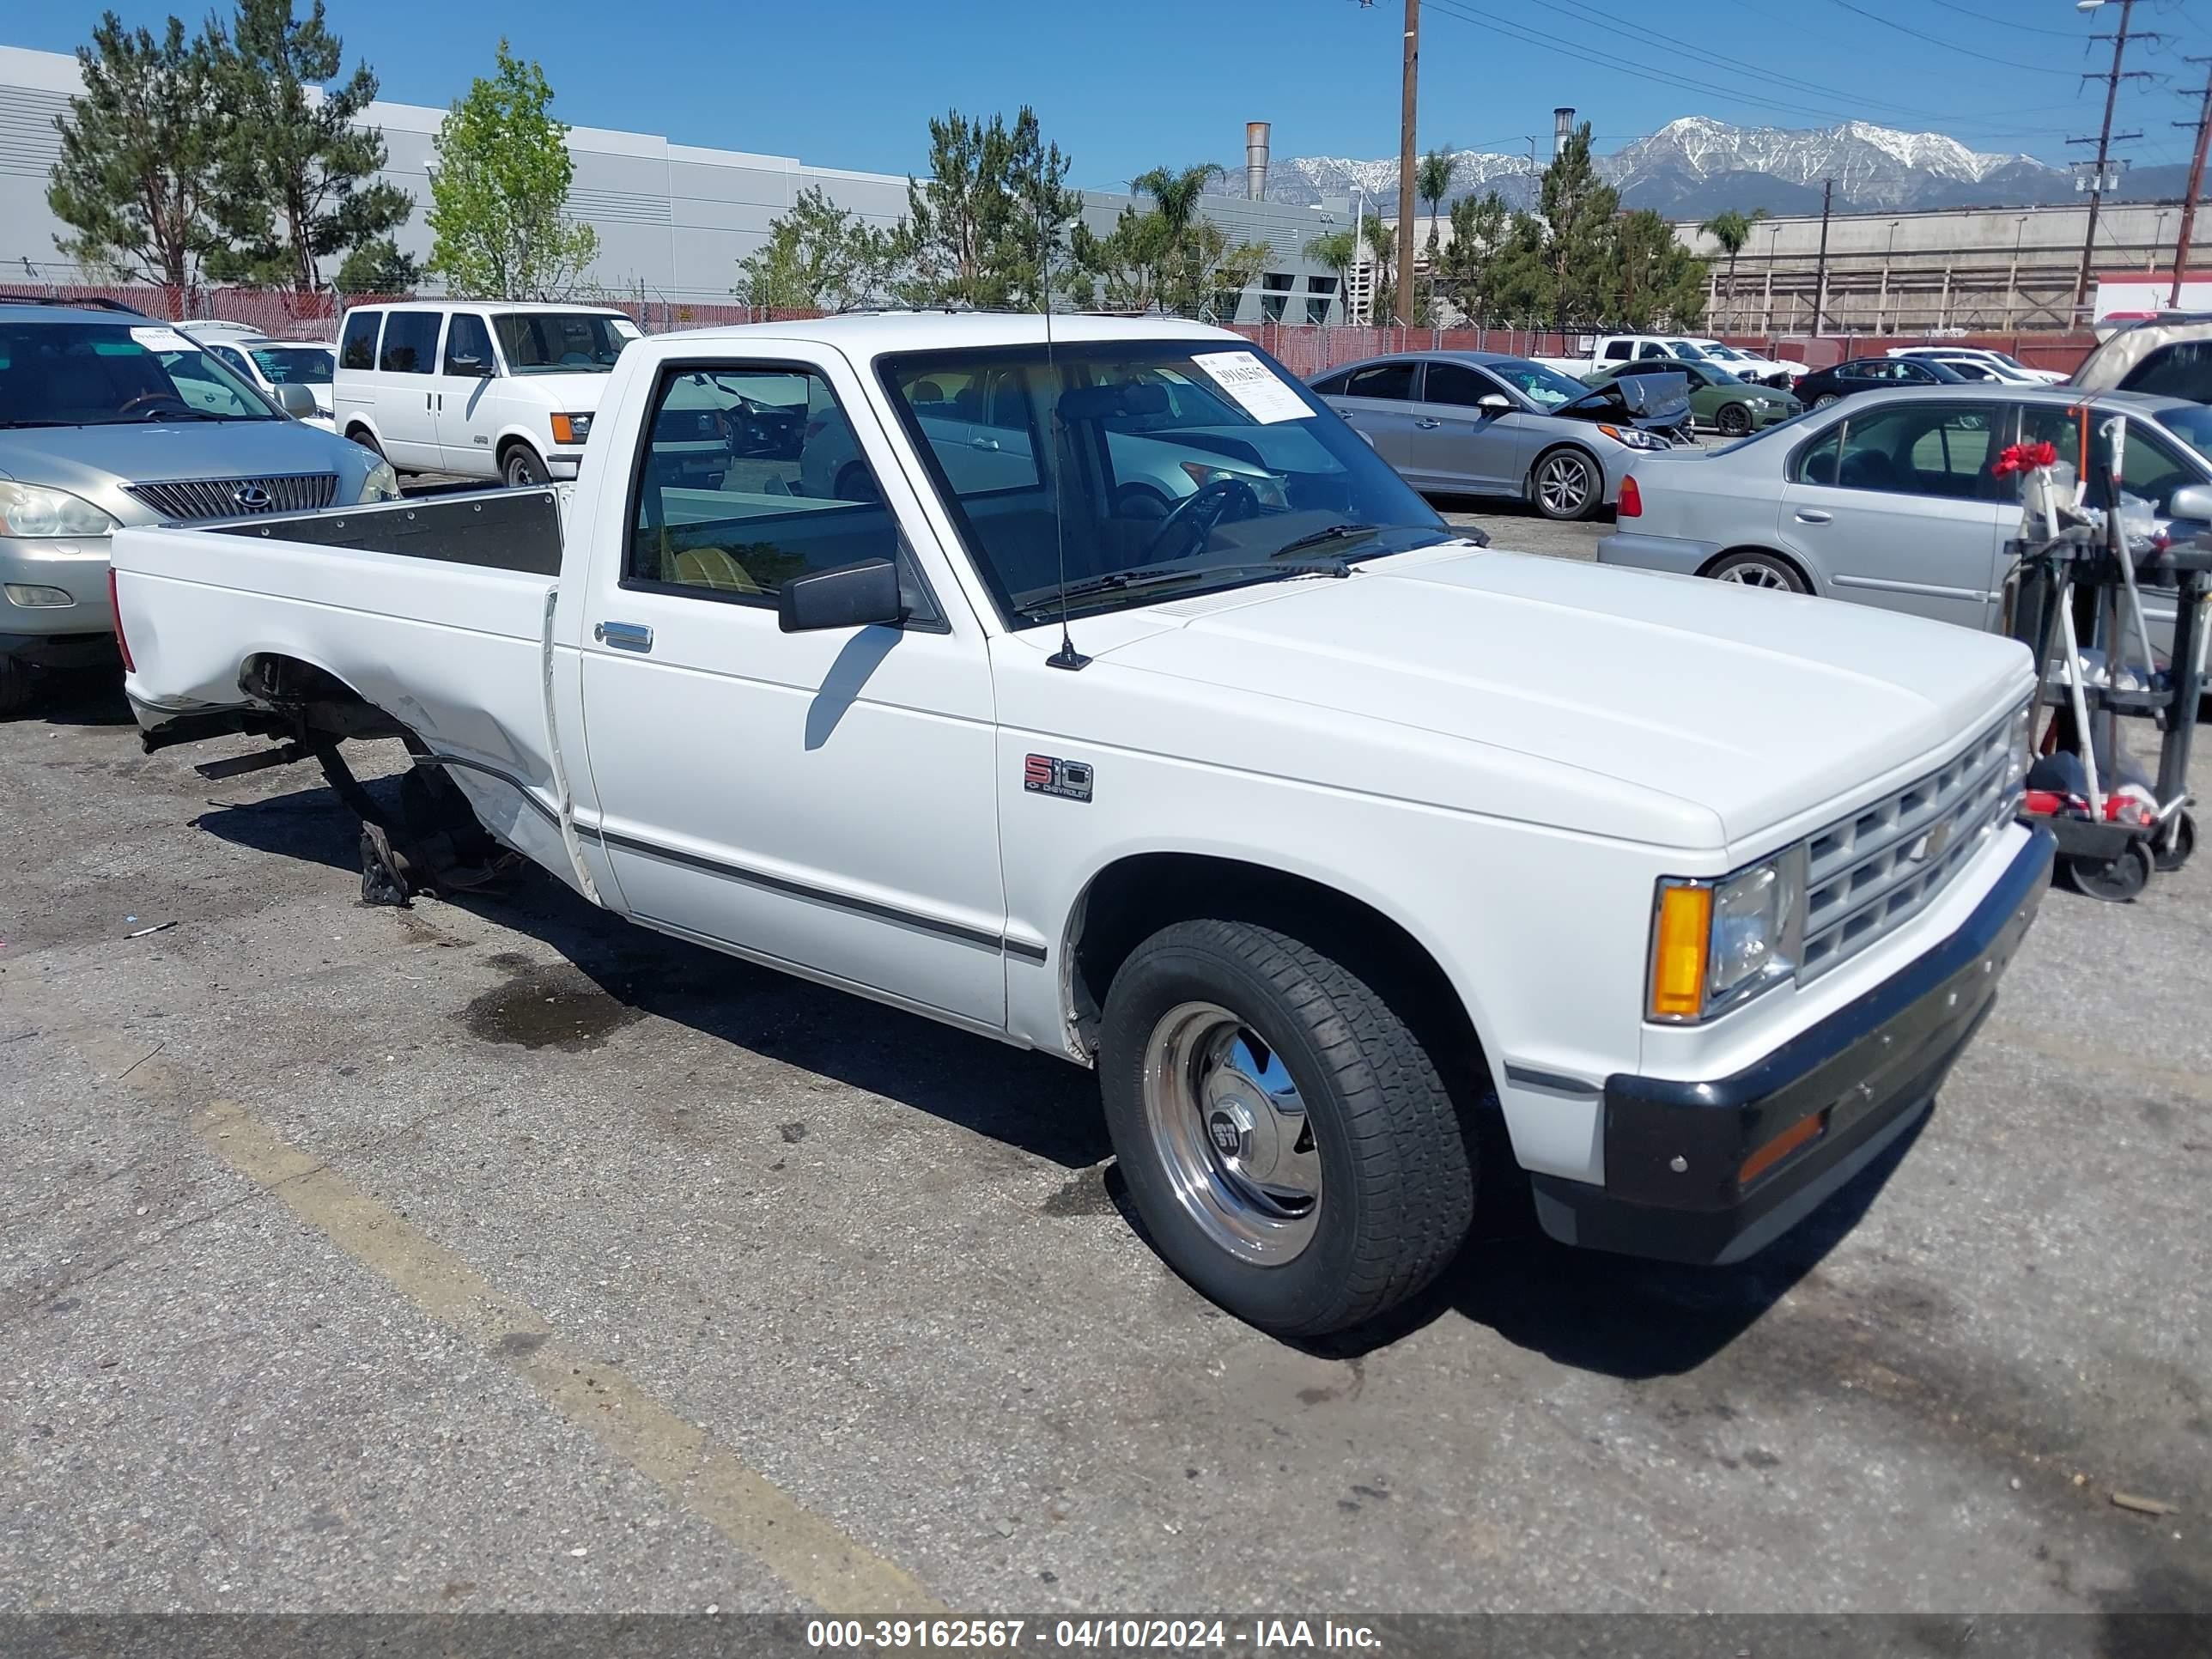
[627,365,938,621]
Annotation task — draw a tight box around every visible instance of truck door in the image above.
[577,352,1007,1028]
[434,311,500,475]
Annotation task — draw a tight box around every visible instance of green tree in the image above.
[1072,162,1264,318]
[204,0,413,292]
[735,186,897,313]
[1303,228,1360,324]
[1485,211,1556,322]
[1611,209,1707,331]
[1540,122,1620,324]
[425,40,597,300]
[897,107,1081,310]
[1434,190,1507,322]
[47,12,223,289]
[1131,162,1224,244]
[1698,205,1767,326]
[1361,213,1398,326]
[1415,148,1455,318]
[333,235,420,295]
[1069,206,1174,313]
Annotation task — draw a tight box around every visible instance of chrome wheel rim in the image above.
[1536,454,1591,517]
[1717,560,1792,590]
[1140,1001,1322,1264]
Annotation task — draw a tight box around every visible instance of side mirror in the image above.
[779,557,902,633]
[1476,393,1513,413]
[275,383,319,419]
[449,353,489,377]
[2168,483,2212,525]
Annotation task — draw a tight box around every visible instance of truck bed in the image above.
[110,487,591,892]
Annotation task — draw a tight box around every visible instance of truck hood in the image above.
[1085,546,2031,848]
[0,419,370,501]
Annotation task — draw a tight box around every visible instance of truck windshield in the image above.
[493,313,634,374]
[248,344,334,386]
[878,340,1453,624]
[0,320,280,426]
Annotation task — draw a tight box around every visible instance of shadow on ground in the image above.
[197,771,1902,1380]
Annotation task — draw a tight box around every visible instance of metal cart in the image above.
[2004,522,2212,901]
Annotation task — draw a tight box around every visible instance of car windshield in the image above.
[248,344,334,386]
[493,313,635,374]
[0,319,280,426]
[2154,404,2212,463]
[1485,357,1589,410]
[878,340,1453,625]
[1665,341,1709,360]
[1702,344,1751,363]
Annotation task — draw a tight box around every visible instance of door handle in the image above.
[1414,416,1442,429]
[969,436,1000,451]
[1796,509,1833,525]
[594,621,653,653]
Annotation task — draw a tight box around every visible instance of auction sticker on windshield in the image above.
[129,326,193,354]
[610,318,642,341]
[1191,351,1311,423]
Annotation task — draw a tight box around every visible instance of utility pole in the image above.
[1395,0,1419,328]
[2171,58,2212,308]
[1814,179,1833,335]
[2070,0,2157,318]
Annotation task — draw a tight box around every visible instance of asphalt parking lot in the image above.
[3,513,2208,1626]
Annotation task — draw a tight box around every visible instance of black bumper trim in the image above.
[1531,826,2054,1266]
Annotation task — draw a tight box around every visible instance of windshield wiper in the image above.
[0,419,82,429]
[1024,559,1350,613]
[1271,522,1382,559]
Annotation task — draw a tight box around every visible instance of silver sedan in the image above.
[1308,351,1680,522]
[1595,382,2212,642]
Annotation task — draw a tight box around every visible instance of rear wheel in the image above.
[346,425,384,459]
[1705,550,1809,593]
[1813,392,1840,409]
[502,445,550,488]
[0,656,32,717]
[2071,842,2153,902]
[1529,447,1601,522]
[1716,403,1753,436]
[1099,918,1474,1337]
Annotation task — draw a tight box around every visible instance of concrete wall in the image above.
[0,43,1341,321]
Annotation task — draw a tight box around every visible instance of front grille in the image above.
[124,472,338,523]
[1798,709,2021,983]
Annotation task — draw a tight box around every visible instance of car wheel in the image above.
[1716,403,1753,436]
[1813,392,1840,409]
[1705,550,1809,593]
[1098,918,1474,1337]
[1530,447,1601,522]
[346,426,384,459]
[0,656,32,718]
[502,446,550,488]
[833,462,882,504]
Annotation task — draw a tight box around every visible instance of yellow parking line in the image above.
[67,1030,943,1615]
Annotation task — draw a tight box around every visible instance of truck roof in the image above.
[345,300,630,316]
[666,311,1241,358]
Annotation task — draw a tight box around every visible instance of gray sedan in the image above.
[1309,351,1680,521]
[1596,382,2212,641]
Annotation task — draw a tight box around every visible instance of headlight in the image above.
[2005,698,2035,794]
[357,459,402,503]
[550,412,593,444]
[0,481,117,539]
[1648,851,1806,1022]
[1598,423,1665,451]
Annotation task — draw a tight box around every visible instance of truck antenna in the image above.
[1041,200,1089,672]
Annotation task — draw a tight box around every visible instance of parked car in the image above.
[0,302,398,714]
[2069,314,2212,402]
[1791,356,1969,408]
[1595,383,2212,648]
[1534,333,1796,390]
[1887,345,2065,386]
[112,313,2051,1337]
[180,326,337,432]
[1686,338,1802,388]
[1310,351,1684,520]
[1581,358,1802,436]
[333,301,642,485]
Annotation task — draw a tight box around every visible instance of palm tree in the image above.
[1132,163,1226,245]
[1303,228,1361,325]
[1699,206,1769,328]
[1416,148,1456,323]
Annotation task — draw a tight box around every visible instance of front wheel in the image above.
[1716,403,1753,436]
[1813,392,1840,409]
[1099,919,1474,1337]
[1705,550,1808,593]
[503,445,550,488]
[0,656,32,717]
[1530,448,1601,522]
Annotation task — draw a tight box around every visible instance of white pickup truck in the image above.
[111,313,2052,1338]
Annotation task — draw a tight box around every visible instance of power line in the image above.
[1822,0,2088,76]
[1925,0,2092,38]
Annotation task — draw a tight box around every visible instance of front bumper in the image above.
[2,532,115,646]
[1531,826,2054,1266]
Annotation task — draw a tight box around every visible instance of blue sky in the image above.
[13,0,2212,179]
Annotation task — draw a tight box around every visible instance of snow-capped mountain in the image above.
[1266,117,2184,217]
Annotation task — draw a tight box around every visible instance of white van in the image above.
[332,301,641,483]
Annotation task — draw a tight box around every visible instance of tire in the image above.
[2155,811,2196,873]
[346,425,384,459]
[1716,403,1753,436]
[1813,392,1840,409]
[833,462,881,504]
[0,655,32,717]
[1098,918,1475,1338]
[1529,447,1601,522]
[502,445,550,488]
[2070,842,2153,902]
[1705,549,1809,593]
